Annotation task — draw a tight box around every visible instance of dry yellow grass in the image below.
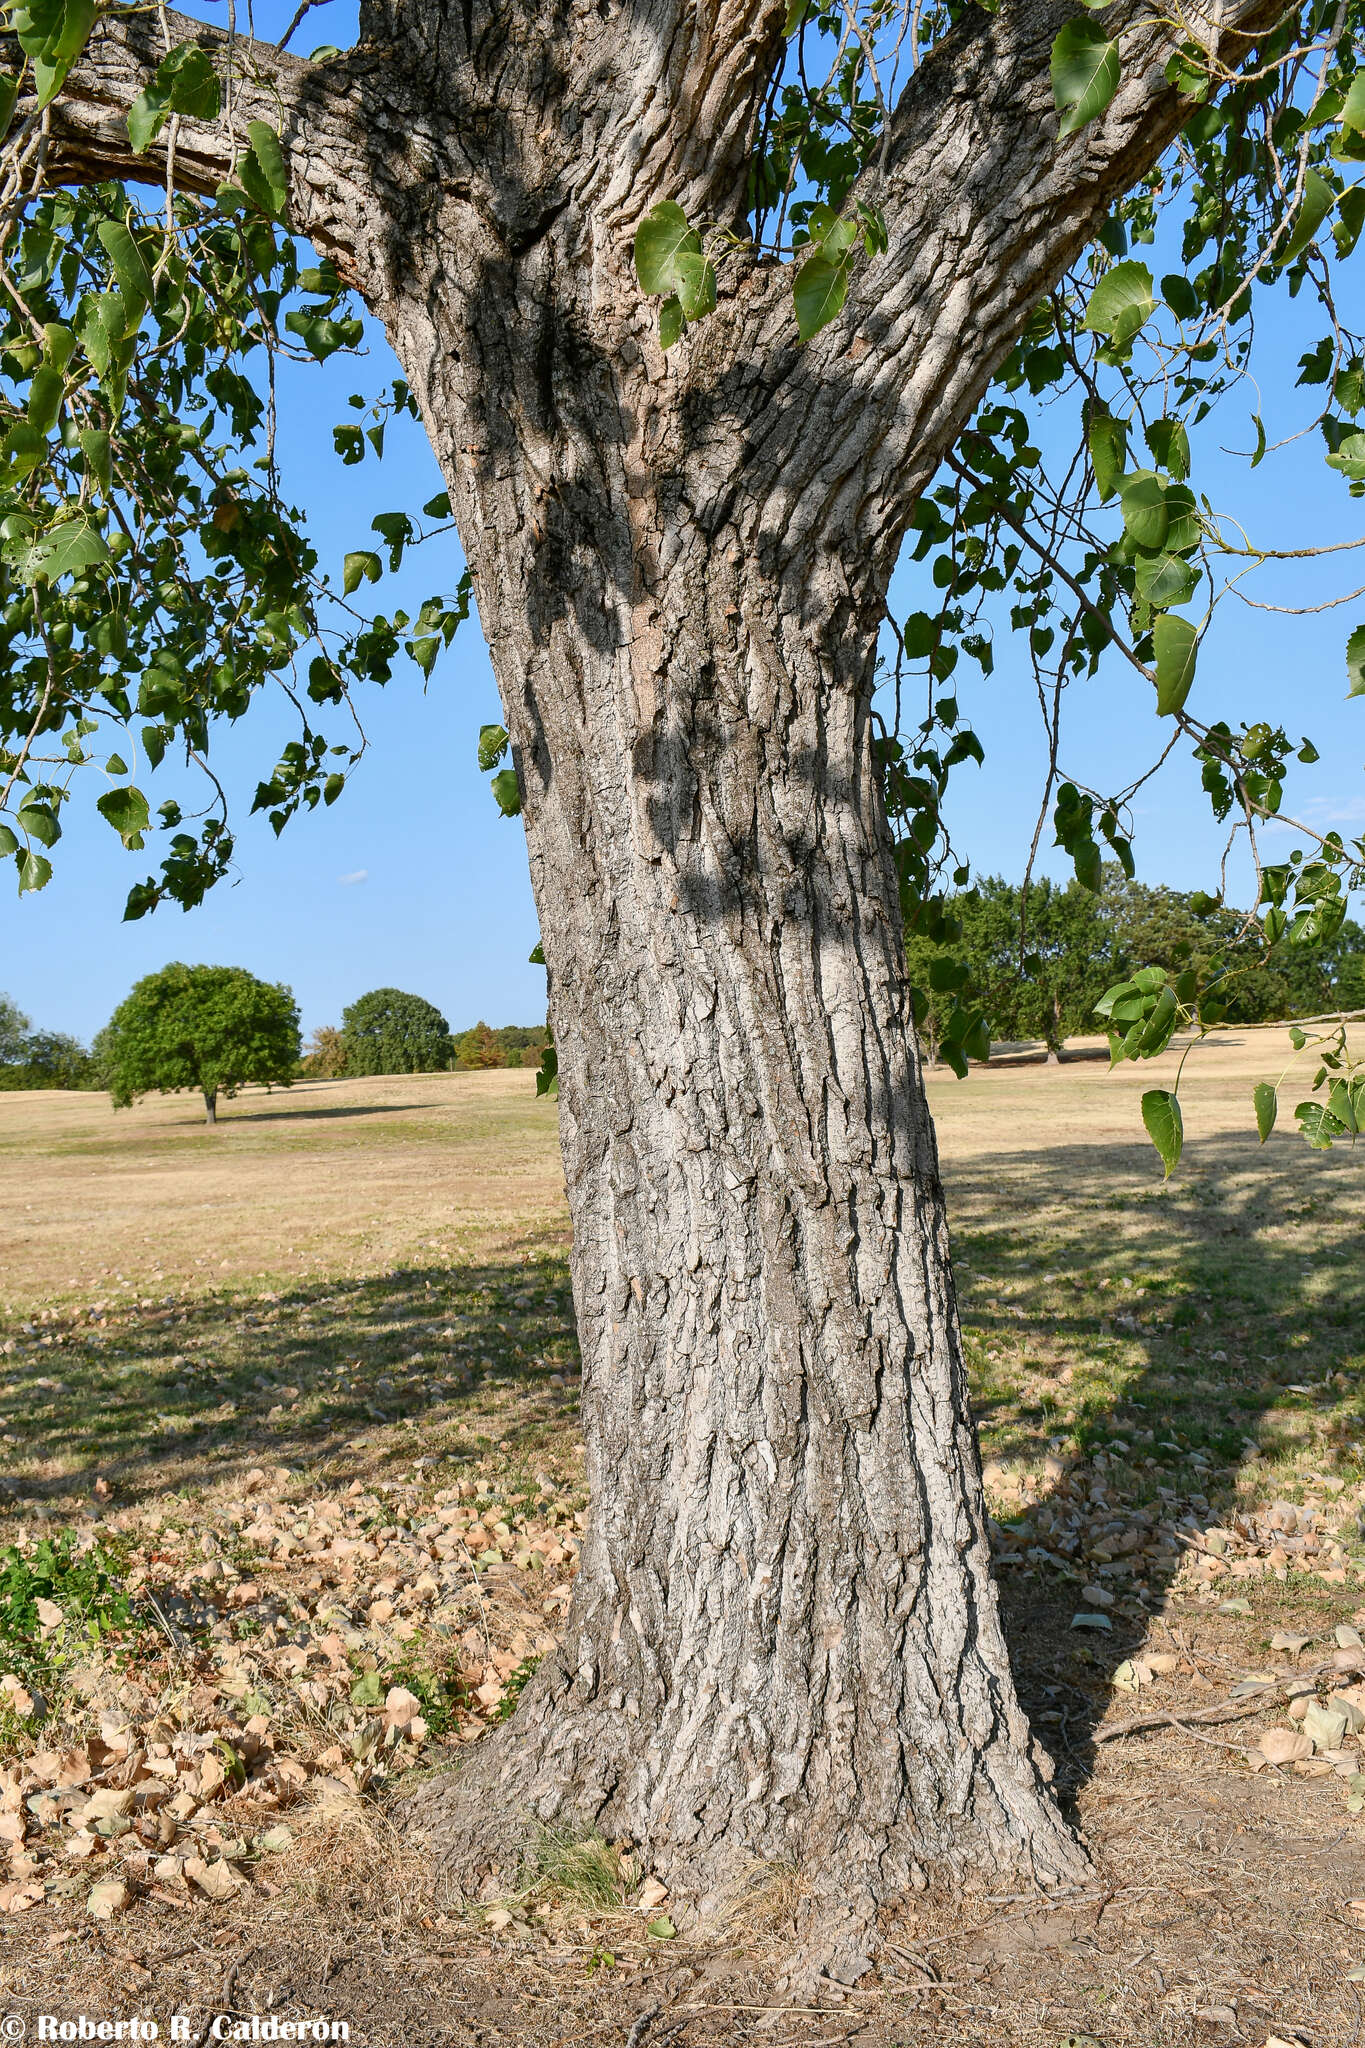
[2,1019,1354,1312]
[0,1069,569,1310]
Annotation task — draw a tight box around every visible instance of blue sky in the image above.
[2,0,1361,1044]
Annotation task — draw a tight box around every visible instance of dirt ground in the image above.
[0,1024,1362,2048]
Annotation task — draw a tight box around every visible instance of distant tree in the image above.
[341,989,453,1076]
[101,964,300,1124]
[455,1021,505,1070]
[906,877,1111,1063]
[301,1026,349,1079]
[16,1032,97,1090]
[0,994,30,1067]
[452,1022,549,1069]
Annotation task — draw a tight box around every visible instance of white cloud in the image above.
[338,869,369,886]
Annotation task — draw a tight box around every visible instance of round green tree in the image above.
[341,988,454,1076]
[102,964,300,1124]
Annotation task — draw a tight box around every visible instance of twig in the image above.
[624,2004,661,2048]
[1095,1658,1341,1744]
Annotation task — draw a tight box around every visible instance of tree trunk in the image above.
[397,286,1086,1958]
[203,1090,217,1125]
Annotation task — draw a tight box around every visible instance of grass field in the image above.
[0,1025,1362,2046]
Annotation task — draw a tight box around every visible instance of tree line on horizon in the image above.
[0,969,548,1115]
[906,869,1365,1066]
[2,872,1360,1111]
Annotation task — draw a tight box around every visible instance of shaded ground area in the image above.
[0,1029,1362,2045]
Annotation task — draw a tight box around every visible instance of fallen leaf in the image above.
[86,1880,130,1921]
[646,1916,676,1939]
[184,1857,239,1901]
[257,1826,294,1855]
[637,1878,669,1913]
[1258,1727,1312,1765]
[1270,1631,1312,1654]
[1071,1613,1112,1632]
[484,1907,513,1932]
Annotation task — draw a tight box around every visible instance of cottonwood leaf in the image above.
[793,249,850,341]
[1083,261,1155,343]
[1253,1081,1277,1143]
[1134,551,1196,609]
[86,1878,129,1919]
[1118,469,1168,550]
[0,72,19,141]
[634,203,701,296]
[96,785,150,847]
[1347,623,1365,696]
[646,1916,676,1938]
[1140,1087,1183,1176]
[1153,613,1197,716]
[1087,411,1127,500]
[1279,166,1335,266]
[20,515,109,583]
[1052,21,1122,138]
[658,295,684,350]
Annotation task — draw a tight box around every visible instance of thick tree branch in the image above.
[727,0,1282,572]
[4,8,380,274]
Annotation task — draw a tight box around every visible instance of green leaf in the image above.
[1153,613,1198,716]
[241,122,290,221]
[0,72,18,141]
[634,202,701,296]
[1161,271,1199,321]
[17,848,53,893]
[477,723,509,771]
[96,785,150,847]
[0,825,16,856]
[1141,1088,1183,1177]
[422,491,451,519]
[1083,261,1156,343]
[1118,469,1168,550]
[1134,552,1197,609]
[17,798,61,847]
[646,1917,676,1939]
[20,515,109,583]
[1252,1081,1277,1144]
[793,249,850,342]
[658,294,684,350]
[349,1670,383,1707]
[1145,416,1190,480]
[1052,22,1122,139]
[1335,185,1365,258]
[1296,1098,1348,1149]
[342,550,381,594]
[1347,624,1365,696]
[1343,72,1365,134]
[1088,411,1127,500]
[490,766,521,816]
[78,427,111,494]
[672,251,716,323]
[1279,167,1335,265]
[535,1043,559,1096]
[96,221,153,317]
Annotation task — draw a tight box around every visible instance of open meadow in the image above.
[0,1026,1362,2046]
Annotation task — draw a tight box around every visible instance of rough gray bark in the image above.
[46,0,1273,1954]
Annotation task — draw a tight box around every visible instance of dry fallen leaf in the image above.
[86,1879,129,1920]
[1258,1728,1313,1766]
[637,1878,668,1914]
[184,1857,240,1901]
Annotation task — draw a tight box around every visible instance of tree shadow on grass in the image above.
[215,1101,448,1124]
[947,1122,1365,1808]
[0,1250,581,1510]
